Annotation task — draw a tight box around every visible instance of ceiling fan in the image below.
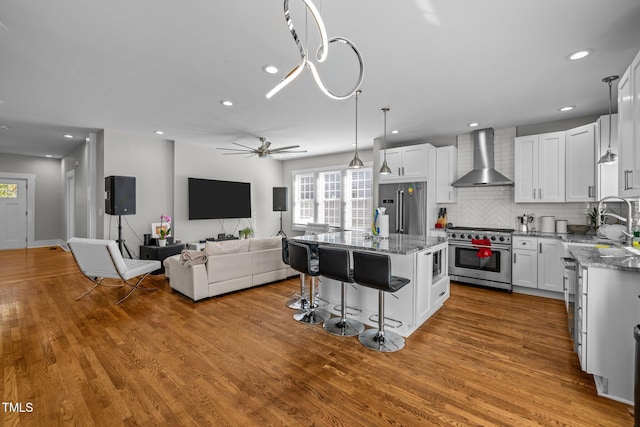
[217,137,306,158]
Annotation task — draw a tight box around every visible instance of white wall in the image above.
[173,141,283,243]
[100,130,174,257]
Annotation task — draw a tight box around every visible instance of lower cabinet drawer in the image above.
[431,279,448,307]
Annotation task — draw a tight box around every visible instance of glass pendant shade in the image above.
[597,75,619,165]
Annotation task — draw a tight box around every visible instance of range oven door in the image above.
[448,242,512,289]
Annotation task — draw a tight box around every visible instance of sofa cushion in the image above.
[205,239,250,256]
[249,236,282,252]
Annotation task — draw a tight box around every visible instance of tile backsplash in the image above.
[440,127,597,231]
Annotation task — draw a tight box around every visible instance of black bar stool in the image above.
[282,237,308,310]
[288,241,330,324]
[352,250,410,352]
[318,246,365,337]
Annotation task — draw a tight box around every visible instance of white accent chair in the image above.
[67,238,161,305]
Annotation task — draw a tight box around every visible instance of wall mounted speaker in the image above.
[273,187,288,212]
[105,176,136,215]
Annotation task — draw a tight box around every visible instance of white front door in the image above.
[0,178,28,249]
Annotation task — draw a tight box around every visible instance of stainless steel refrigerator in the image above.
[378,182,427,237]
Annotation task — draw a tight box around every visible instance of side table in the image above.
[139,243,185,274]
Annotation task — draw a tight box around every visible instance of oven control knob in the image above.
[451,233,456,238]
[468,234,473,239]
[483,235,488,240]
[499,236,505,242]
[490,236,496,241]
[475,235,480,239]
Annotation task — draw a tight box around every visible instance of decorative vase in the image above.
[158,239,167,247]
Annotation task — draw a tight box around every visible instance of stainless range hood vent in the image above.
[451,128,514,188]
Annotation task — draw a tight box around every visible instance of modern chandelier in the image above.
[266,0,364,100]
[597,75,620,165]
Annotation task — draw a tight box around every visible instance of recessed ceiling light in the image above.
[391,130,399,134]
[220,100,233,107]
[262,65,279,74]
[566,49,594,61]
[0,23,7,34]
[154,130,164,135]
[0,125,9,131]
[559,105,575,112]
[45,155,53,158]
[468,122,480,127]
[64,134,73,139]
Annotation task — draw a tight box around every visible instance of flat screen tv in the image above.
[188,178,251,220]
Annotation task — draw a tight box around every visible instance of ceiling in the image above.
[1,0,640,159]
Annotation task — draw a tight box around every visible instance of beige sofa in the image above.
[164,236,296,301]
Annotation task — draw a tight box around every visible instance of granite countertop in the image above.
[514,231,640,272]
[566,245,640,272]
[292,231,447,255]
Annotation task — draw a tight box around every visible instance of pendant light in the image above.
[597,75,620,165]
[379,107,392,175]
[348,90,364,169]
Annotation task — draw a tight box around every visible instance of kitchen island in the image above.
[293,231,449,337]
[564,243,640,405]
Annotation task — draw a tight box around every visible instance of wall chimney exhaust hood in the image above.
[451,128,513,187]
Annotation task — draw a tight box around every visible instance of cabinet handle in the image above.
[588,185,594,198]
[398,167,402,176]
[513,253,516,263]
[449,190,452,200]
[439,291,445,297]
[539,188,543,199]
[630,171,634,189]
[624,170,628,190]
[533,188,536,199]
[539,243,542,254]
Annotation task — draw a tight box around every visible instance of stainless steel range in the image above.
[446,226,513,291]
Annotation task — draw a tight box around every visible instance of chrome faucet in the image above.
[596,196,638,246]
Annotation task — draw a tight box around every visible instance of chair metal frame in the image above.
[68,238,160,305]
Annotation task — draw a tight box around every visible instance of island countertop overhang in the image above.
[292,231,446,255]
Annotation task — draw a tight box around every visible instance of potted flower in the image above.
[158,214,172,246]
[239,227,253,239]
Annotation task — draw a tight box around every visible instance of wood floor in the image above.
[0,246,634,426]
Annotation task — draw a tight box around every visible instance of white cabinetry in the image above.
[436,146,457,203]
[596,113,619,199]
[514,132,565,203]
[512,236,563,292]
[565,123,596,202]
[618,49,640,197]
[380,144,434,183]
[581,266,640,404]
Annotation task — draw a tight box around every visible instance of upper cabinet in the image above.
[514,131,566,203]
[618,49,640,197]
[435,146,457,203]
[596,113,619,200]
[379,143,434,183]
[565,123,596,202]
